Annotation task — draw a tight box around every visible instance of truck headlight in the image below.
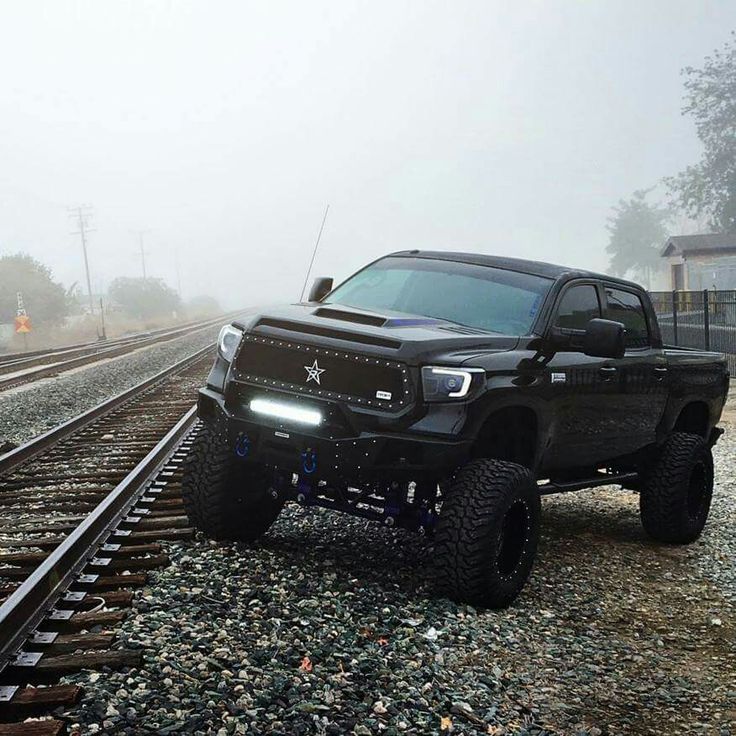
[217,324,243,363]
[421,366,485,401]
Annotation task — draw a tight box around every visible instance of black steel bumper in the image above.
[197,387,471,480]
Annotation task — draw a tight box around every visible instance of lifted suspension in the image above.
[269,471,440,534]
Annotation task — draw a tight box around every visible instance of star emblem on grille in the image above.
[304,358,326,385]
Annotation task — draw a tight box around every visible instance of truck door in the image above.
[600,285,668,454]
[542,281,622,468]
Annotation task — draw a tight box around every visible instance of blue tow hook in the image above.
[235,434,251,458]
[301,449,317,474]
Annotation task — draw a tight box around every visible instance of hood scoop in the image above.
[313,307,386,327]
[314,307,446,329]
[254,317,402,349]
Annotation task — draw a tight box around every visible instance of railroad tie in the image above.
[0,685,81,718]
[0,353,214,732]
[0,720,67,736]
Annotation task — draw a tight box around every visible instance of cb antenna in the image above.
[299,204,330,301]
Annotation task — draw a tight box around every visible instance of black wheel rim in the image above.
[687,461,708,519]
[496,500,528,576]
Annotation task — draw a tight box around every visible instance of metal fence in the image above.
[649,290,736,372]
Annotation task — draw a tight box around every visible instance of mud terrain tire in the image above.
[182,424,284,542]
[640,432,713,544]
[435,458,541,609]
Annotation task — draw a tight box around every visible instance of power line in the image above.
[69,205,95,315]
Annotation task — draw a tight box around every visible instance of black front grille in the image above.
[234,334,410,409]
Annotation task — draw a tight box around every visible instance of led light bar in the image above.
[249,398,322,426]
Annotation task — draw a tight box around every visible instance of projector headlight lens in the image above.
[217,324,243,363]
[421,366,485,401]
[249,398,322,426]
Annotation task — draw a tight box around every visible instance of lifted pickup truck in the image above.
[183,251,729,607]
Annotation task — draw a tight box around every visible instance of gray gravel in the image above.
[0,325,220,446]
[704,432,736,604]
[63,422,736,735]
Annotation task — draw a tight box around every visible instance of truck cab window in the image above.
[605,287,649,348]
[554,284,601,330]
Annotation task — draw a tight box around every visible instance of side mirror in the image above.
[307,277,333,302]
[584,318,625,359]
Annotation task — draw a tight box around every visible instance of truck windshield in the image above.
[326,256,553,335]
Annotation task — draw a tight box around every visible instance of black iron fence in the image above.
[649,290,736,372]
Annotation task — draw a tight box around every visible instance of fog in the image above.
[1,1,734,308]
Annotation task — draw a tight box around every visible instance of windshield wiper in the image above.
[425,315,502,335]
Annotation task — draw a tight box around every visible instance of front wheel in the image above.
[640,432,714,544]
[182,424,284,542]
[434,459,541,609]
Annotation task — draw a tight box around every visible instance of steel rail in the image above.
[0,313,234,390]
[0,343,213,476]
[0,312,238,368]
[0,332,173,371]
[0,406,198,669]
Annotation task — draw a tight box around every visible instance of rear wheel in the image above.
[182,424,284,542]
[640,432,713,544]
[435,458,541,609]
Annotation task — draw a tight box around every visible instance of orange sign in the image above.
[14,315,32,334]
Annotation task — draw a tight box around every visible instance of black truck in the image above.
[183,251,729,608]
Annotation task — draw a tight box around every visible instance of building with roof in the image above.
[661,234,736,290]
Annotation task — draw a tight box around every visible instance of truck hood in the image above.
[234,302,520,365]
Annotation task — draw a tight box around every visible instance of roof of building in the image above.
[662,233,736,257]
[389,250,640,287]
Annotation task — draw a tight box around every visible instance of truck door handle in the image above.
[654,366,668,380]
[599,366,617,380]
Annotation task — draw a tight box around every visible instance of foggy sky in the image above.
[1,1,735,308]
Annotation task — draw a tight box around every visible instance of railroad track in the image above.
[0,313,235,392]
[0,346,215,735]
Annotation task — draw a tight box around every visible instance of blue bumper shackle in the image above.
[234,433,251,458]
[301,449,317,474]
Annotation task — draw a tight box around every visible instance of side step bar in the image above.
[539,470,639,496]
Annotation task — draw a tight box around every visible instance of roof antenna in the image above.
[300,204,330,301]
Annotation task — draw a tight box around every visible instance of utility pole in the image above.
[133,230,150,280]
[174,250,182,298]
[139,232,147,280]
[99,297,107,340]
[69,205,95,315]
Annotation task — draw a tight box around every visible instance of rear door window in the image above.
[605,287,650,348]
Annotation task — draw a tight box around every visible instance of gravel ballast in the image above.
[0,324,221,446]
[63,418,736,735]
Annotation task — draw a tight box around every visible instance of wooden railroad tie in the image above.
[1,685,81,719]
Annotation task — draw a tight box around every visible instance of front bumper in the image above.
[197,387,471,480]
